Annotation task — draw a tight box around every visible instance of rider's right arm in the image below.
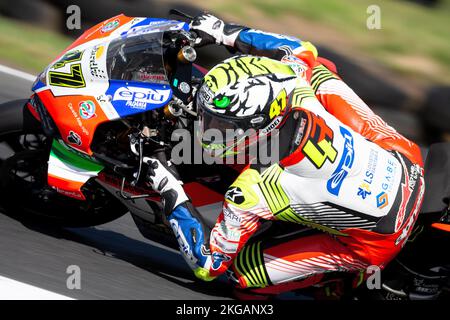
[165,166,268,282]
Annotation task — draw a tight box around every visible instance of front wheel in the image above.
[0,102,128,227]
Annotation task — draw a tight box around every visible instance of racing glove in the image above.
[189,13,245,47]
[144,157,188,215]
[144,158,215,281]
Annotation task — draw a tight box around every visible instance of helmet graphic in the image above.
[196,55,298,158]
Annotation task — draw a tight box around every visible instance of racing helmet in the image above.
[196,55,298,158]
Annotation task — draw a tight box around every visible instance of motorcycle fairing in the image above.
[36,17,179,153]
[54,14,135,62]
[37,89,111,155]
[31,78,46,92]
[47,139,104,200]
[32,15,187,200]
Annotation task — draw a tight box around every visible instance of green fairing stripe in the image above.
[51,140,103,172]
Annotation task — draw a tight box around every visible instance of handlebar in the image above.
[168,8,199,46]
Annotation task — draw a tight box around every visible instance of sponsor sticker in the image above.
[357,182,372,200]
[327,126,355,196]
[211,252,231,271]
[169,219,196,264]
[381,158,398,193]
[67,131,82,146]
[408,164,422,191]
[357,149,378,200]
[95,46,105,59]
[281,55,308,76]
[225,187,245,205]
[136,72,166,83]
[218,221,241,242]
[198,85,214,105]
[394,155,417,232]
[79,100,96,120]
[111,85,172,110]
[294,117,307,146]
[101,19,120,33]
[395,175,424,246]
[89,47,107,79]
[68,103,90,136]
[223,207,241,225]
[56,188,84,200]
[261,117,281,135]
[124,20,184,37]
[376,191,389,209]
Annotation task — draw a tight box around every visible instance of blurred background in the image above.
[0,0,449,145]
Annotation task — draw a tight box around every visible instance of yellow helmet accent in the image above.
[204,56,296,93]
[269,88,287,119]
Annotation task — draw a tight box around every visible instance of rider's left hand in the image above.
[144,157,216,281]
[144,157,188,215]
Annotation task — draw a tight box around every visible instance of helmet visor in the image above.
[197,106,264,158]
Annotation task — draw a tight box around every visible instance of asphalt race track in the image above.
[0,69,231,300]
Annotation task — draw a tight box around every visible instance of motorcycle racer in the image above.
[145,13,425,294]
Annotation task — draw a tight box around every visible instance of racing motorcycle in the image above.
[0,10,449,300]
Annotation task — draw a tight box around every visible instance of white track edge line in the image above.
[0,64,36,82]
[0,275,75,300]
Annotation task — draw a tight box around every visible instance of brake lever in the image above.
[169,8,193,20]
[168,9,199,46]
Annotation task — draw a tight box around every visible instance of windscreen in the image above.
[106,32,169,84]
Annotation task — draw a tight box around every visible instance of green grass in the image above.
[0,16,72,73]
[1,2,449,84]
[209,0,450,84]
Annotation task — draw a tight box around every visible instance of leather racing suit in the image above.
[148,18,425,293]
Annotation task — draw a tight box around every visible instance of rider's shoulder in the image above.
[224,167,262,209]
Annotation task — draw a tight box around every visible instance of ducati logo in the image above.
[225,187,245,205]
